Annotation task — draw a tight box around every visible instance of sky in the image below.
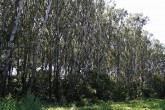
[105,0,165,44]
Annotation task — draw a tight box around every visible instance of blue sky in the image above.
[105,0,165,44]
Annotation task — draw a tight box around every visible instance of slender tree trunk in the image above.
[54,0,60,102]
[29,0,52,92]
[0,0,24,97]
[116,37,121,81]
[48,17,55,99]
[0,0,15,86]
[0,32,2,69]
[22,45,27,93]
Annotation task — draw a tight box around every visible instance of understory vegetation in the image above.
[0,0,165,109]
[1,93,165,110]
[0,92,42,110]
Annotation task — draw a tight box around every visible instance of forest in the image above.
[0,0,165,109]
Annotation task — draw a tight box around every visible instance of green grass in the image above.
[45,99,165,110]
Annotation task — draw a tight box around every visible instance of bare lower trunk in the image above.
[54,1,60,102]
[0,32,2,68]
[48,21,54,100]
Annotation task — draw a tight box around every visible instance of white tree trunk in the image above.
[0,0,15,69]
[0,0,24,96]
[29,0,52,91]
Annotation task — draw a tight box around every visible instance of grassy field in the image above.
[45,99,165,110]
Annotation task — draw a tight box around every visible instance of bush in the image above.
[19,91,42,110]
[111,82,128,101]
[80,98,92,106]
[160,99,165,110]
[0,94,17,110]
[0,92,42,110]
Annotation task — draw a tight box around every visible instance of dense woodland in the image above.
[0,0,165,104]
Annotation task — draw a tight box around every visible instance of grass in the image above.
[45,98,165,110]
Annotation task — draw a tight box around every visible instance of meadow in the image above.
[45,99,165,110]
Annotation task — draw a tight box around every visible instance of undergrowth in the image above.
[1,94,165,110]
[0,92,42,110]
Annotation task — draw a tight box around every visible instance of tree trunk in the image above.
[0,32,2,69]
[0,0,15,93]
[0,0,24,97]
[54,0,60,102]
[48,20,54,100]
[29,0,52,92]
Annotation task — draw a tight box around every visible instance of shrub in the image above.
[112,82,128,101]
[160,99,165,110]
[0,94,17,110]
[19,91,42,110]
[80,98,92,106]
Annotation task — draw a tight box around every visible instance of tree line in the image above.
[0,0,165,103]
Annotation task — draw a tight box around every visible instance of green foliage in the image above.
[0,94,17,110]
[112,82,128,101]
[0,92,42,110]
[19,91,42,110]
[80,98,92,106]
[59,96,67,106]
[160,99,165,110]
[141,74,165,98]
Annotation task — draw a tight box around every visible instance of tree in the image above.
[0,0,24,97]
